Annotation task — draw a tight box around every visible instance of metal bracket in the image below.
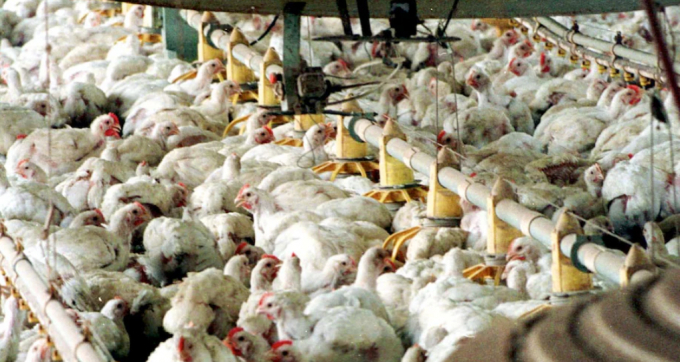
[204,22,233,49]
[347,115,374,143]
[570,235,605,273]
[356,0,372,36]
[282,2,306,114]
[336,0,353,36]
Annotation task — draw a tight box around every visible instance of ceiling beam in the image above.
[112,0,680,18]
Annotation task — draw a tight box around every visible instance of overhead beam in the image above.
[112,0,680,18]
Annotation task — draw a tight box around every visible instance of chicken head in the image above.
[505,237,544,263]
[16,159,47,182]
[266,340,302,362]
[508,57,529,77]
[500,29,520,46]
[101,297,129,320]
[465,67,489,90]
[93,113,121,139]
[235,242,266,265]
[124,202,151,227]
[256,292,282,321]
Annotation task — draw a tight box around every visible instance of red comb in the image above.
[94,209,105,220]
[140,161,147,166]
[291,252,297,258]
[628,153,634,159]
[133,202,146,213]
[108,112,119,125]
[258,292,274,307]
[16,134,26,140]
[539,52,546,67]
[235,242,248,254]
[262,254,281,262]
[268,73,278,84]
[263,125,273,136]
[178,182,187,189]
[627,84,641,92]
[177,337,185,352]
[470,172,477,178]
[237,184,251,199]
[17,159,29,168]
[371,41,380,58]
[337,58,349,69]
[227,327,244,340]
[508,57,517,69]
[272,340,293,350]
[437,130,446,143]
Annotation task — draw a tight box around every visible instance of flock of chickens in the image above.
[0,0,679,361]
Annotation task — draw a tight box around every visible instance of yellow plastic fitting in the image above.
[427,148,463,219]
[551,212,593,293]
[487,178,523,255]
[227,28,256,84]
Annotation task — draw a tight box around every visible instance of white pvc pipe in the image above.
[0,237,105,362]
[179,11,284,79]
[350,118,647,286]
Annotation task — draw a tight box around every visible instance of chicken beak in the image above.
[506,250,517,261]
[234,197,245,209]
[168,127,180,136]
[402,86,410,99]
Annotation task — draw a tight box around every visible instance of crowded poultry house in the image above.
[1,0,680,361]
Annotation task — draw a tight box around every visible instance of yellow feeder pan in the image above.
[274,114,324,147]
[519,304,553,319]
[171,69,198,83]
[313,94,379,180]
[226,47,286,136]
[171,64,226,84]
[481,18,515,37]
[463,178,522,286]
[363,119,428,206]
[115,33,163,45]
[97,8,120,17]
[383,147,463,262]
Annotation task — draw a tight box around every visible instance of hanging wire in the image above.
[404,124,680,269]
[306,16,313,66]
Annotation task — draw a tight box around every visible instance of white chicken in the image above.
[164,59,225,97]
[6,113,120,176]
[162,268,249,339]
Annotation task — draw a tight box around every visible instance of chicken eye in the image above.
[267,303,273,308]
[117,304,123,309]
[245,192,251,197]
[341,261,347,266]
[132,209,138,215]
[475,74,481,79]
[266,263,272,267]
[245,250,251,255]
[383,266,391,272]
[238,336,245,341]
[282,351,289,356]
